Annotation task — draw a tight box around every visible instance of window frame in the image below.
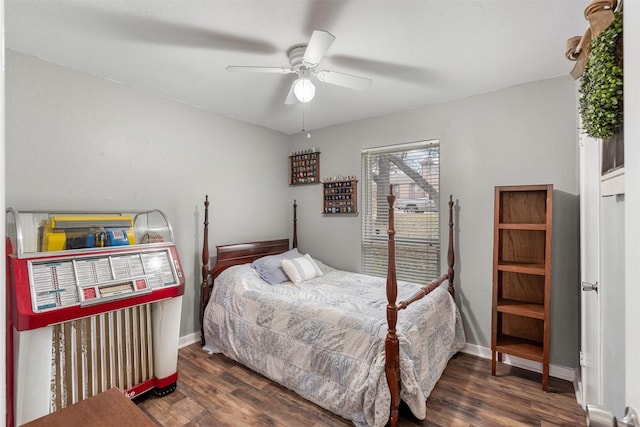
[361,140,440,283]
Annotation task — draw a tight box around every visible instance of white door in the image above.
[579,134,602,407]
[625,0,640,417]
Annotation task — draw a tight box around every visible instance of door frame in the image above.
[579,132,603,407]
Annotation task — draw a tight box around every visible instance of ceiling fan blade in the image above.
[330,54,434,85]
[284,80,298,105]
[315,70,372,91]
[226,66,294,74]
[303,30,335,66]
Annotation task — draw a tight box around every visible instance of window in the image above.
[361,140,440,283]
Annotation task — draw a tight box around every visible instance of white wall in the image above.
[584,6,639,416]
[5,50,292,337]
[290,76,581,368]
[600,195,625,414]
[624,0,640,417]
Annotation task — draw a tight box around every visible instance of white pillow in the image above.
[281,254,323,284]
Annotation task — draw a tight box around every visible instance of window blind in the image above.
[361,141,440,284]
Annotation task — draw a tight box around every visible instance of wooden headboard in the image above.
[199,197,297,344]
[209,239,290,280]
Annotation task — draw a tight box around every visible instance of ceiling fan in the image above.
[226,30,373,104]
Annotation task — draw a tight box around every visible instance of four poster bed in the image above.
[199,186,465,427]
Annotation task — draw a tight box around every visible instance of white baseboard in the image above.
[574,368,584,407]
[179,332,201,349]
[462,343,577,383]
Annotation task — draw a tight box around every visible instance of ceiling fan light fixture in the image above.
[293,77,315,103]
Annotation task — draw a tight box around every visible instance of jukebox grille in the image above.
[50,304,154,411]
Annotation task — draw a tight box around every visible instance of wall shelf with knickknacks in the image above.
[290,148,320,185]
[322,176,358,215]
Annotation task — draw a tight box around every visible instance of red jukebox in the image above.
[5,209,185,426]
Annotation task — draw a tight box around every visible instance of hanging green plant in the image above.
[579,10,623,140]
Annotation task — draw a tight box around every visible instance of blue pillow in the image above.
[251,248,300,284]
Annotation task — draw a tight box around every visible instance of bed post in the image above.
[384,184,401,427]
[293,199,298,249]
[200,195,210,346]
[447,195,455,298]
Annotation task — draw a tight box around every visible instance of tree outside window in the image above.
[361,141,440,283]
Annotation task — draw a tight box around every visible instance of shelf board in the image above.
[495,335,544,362]
[498,223,547,231]
[497,262,546,275]
[497,299,545,319]
[290,182,320,186]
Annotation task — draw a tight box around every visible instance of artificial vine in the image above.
[579,10,623,140]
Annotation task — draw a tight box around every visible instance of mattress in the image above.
[203,263,465,427]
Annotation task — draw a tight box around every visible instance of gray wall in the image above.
[6,49,582,369]
[289,76,581,368]
[5,50,292,338]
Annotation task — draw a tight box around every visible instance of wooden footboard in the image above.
[384,186,455,427]
[199,191,456,427]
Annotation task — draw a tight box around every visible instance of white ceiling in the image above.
[5,0,586,135]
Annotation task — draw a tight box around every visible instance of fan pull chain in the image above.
[302,103,311,138]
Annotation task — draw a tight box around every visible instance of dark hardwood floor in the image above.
[135,343,586,426]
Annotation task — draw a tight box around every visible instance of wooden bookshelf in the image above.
[491,185,553,390]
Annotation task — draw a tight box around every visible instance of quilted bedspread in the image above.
[203,264,465,427]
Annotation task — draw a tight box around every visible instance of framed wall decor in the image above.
[322,176,358,215]
[290,149,320,185]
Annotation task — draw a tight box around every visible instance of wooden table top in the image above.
[23,388,156,427]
